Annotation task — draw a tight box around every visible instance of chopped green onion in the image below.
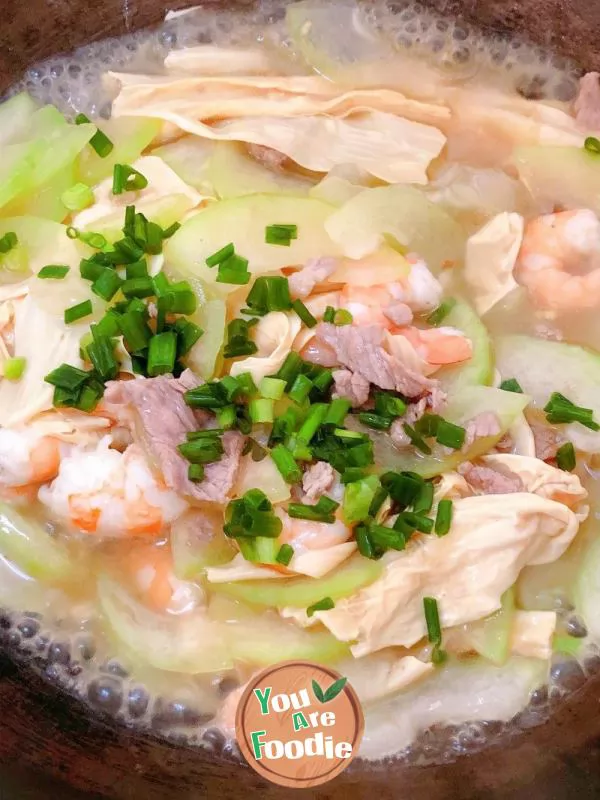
[270,444,302,484]
[64,300,93,325]
[75,113,114,158]
[259,376,287,400]
[434,499,453,536]
[368,485,389,517]
[307,596,335,617]
[124,260,148,281]
[269,406,300,445]
[369,523,409,552]
[291,298,317,328]
[333,427,366,441]
[186,429,224,441]
[435,419,466,450]
[426,297,456,326]
[323,306,336,323]
[246,276,292,315]
[499,378,523,393]
[358,412,392,430]
[224,489,282,539]
[216,405,237,429]
[297,403,328,444]
[276,543,294,566]
[265,224,298,246]
[112,163,148,195]
[334,309,353,326]
[178,436,224,465]
[45,363,90,391]
[414,414,441,438]
[223,318,258,360]
[93,311,121,339]
[185,383,230,409]
[118,309,152,353]
[114,236,144,263]
[216,254,250,285]
[61,182,94,211]
[121,277,154,299]
[398,511,434,534]
[173,318,203,356]
[544,392,600,431]
[0,232,18,253]
[248,398,274,424]
[432,645,447,665]
[585,136,600,154]
[80,258,106,282]
[423,596,442,644]
[75,382,104,412]
[288,495,340,523]
[92,269,123,302]
[3,356,26,381]
[236,372,258,396]
[86,336,118,381]
[403,423,432,455]
[341,467,367,484]
[381,471,423,508]
[188,464,205,482]
[413,481,434,515]
[343,475,380,524]
[311,367,333,397]
[289,373,313,404]
[556,441,576,472]
[162,221,181,240]
[37,265,70,280]
[206,243,235,268]
[374,392,407,419]
[325,398,351,427]
[273,351,303,389]
[355,524,380,560]
[67,228,107,249]
[147,331,177,377]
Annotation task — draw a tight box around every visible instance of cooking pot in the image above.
[2,2,600,797]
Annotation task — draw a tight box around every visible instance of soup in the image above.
[0,0,599,764]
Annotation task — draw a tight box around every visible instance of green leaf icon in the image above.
[312,679,325,703]
[312,676,348,704]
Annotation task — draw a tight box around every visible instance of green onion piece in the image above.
[249,398,274,424]
[147,331,177,377]
[112,163,148,195]
[413,481,434,515]
[414,414,441,438]
[269,407,300,445]
[224,489,282,539]
[307,596,335,617]
[325,398,351,427]
[341,467,367,484]
[343,475,380,524]
[246,276,292,315]
[223,318,258,360]
[423,596,442,644]
[585,136,600,154]
[289,373,313,405]
[164,281,197,315]
[499,378,523,393]
[259,376,287,400]
[323,306,336,323]
[399,511,434,534]
[311,367,333,397]
[216,405,237,429]
[188,464,205,482]
[178,436,224,465]
[185,383,229,409]
[75,113,114,158]
[0,231,18,253]
[358,412,392,430]
[64,300,93,325]
[368,486,389,517]
[161,221,180,240]
[435,419,466,450]
[273,351,303,389]
[288,495,339,523]
[556,441,576,472]
[403,423,432,454]
[92,269,123,302]
[125,259,148,280]
[291,298,317,328]
[426,297,456,326]
[236,372,258,397]
[355,524,380,560]
[118,310,152,353]
[121,277,154,299]
[374,392,407,419]
[216,254,251,285]
[432,645,447,665]
[61,182,94,211]
[93,311,121,339]
[369,523,409,552]
[3,356,26,381]
[114,236,144,263]
[71,229,107,249]
[544,391,600,431]
[297,403,328,444]
[206,242,235,268]
[80,258,106,282]
[276,543,294,566]
[434,499,453,537]
[186,429,224,441]
[334,309,353,326]
[37,265,70,280]
[381,471,423,508]
[271,444,302,484]
[76,382,104,412]
[265,224,298,246]
[86,336,119,382]
[333,428,366,441]
[45,363,90,391]
[173,318,203,356]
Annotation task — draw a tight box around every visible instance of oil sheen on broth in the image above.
[0,0,597,765]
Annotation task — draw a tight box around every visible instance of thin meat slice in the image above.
[331,368,370,407]
[573,72,600,131]
[288,257,337,299]
[316,322,436,398]
[460,463,525,494]
[302,461,335,502]
[103,372,243,504]
[530,420,565,462]
[462,411,502,451]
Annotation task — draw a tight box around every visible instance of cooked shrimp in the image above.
[276,507,352,553]
[38,437,188,538]
[397,326,473,366]
[125,544,203,613]
[0,428,62,500]
[516,208,600,311]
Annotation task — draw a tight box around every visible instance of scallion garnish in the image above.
[288,495,340,523]
[3,356,26,381]
[374,392,407,419]
[270,444,302,484]
[246,276,292,315]
[402,422,432,454]
[216,254,250,285]
[37,265,70,280]
[423,596,442,644]
[206,242,235,267]
[413,481,434,515]
[291,298,317,328]
[585,136,600,155]
[121,276,154,299]
[173,318,203,356]
[334,309,353,326]
[75,113,114,158]
[297,403,329,444]
[288,373,313,404]
[118,308,152,353]
[265,224,298,247]
[324,398,351,427]
[64,299,93,325]
[147,331,177,377]
[112,163,148,195]
[544,391,600,431]
[556,441,576,472]
[188,464,205,482]
[499,378,523,393]
[272,351,303,390]
[358,412,392,430]
[223,318,258,360]
[259,376,287,400]
[381,471,423,508]
[224,489,283,539]
[92,269,123,302]
[435,419,466,450]
[307,596,335,617]
[248,398,274,424]
[178,435,224,465]
[343,475,380,524]
[61,182,94,211]
[434,499,453,536]
[426,297,456,326]
[0,231,18,253]
[86,336,119,382]
[216,405,237,429]
[323,306,336,323]
[368,485,389,517]
[45,363,90,390]
[276,543,294,566]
